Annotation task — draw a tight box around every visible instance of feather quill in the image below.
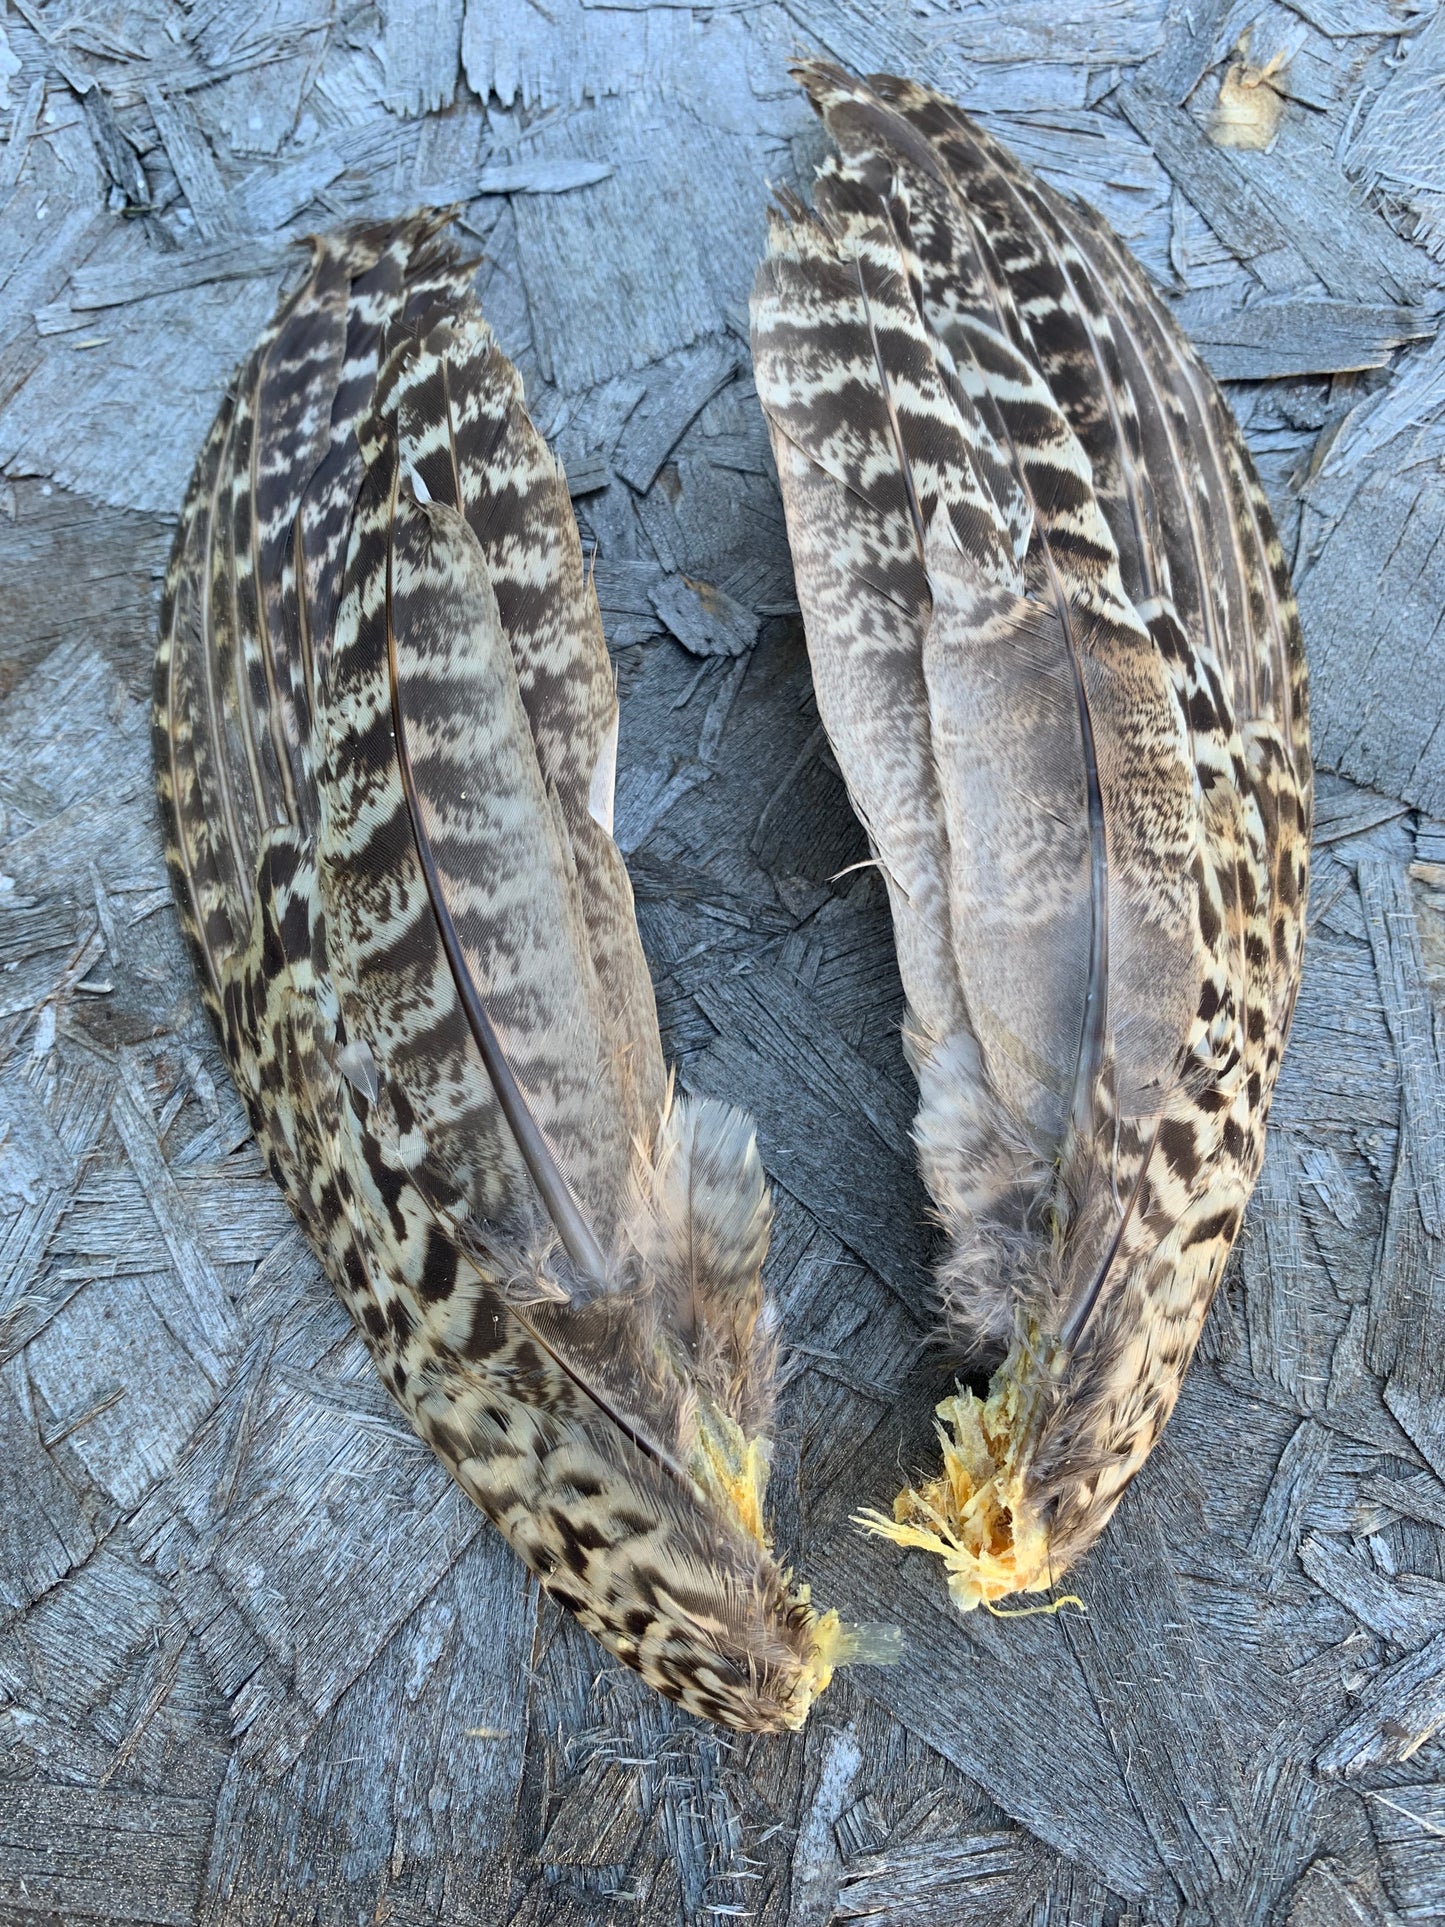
[752,67,1310,1607]
[156,215,872,1729]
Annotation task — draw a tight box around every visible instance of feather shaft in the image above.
[380,471,610,1287]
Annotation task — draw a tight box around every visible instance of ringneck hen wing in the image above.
[156,214,877,1727]
[751,66,1310,1609]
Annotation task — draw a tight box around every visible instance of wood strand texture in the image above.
[154,215,853,1732]
[752,64,1312,1609]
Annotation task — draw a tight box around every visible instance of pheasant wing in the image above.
[753,66,1310,1606]
[157,220,860,1730]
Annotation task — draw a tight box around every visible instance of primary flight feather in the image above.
[155,214,864,1729]
[751,66,1310,1607]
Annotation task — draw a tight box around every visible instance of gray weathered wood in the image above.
[2,0,1445,1919]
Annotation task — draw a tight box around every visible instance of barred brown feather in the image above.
[752,66,1310,1608]
[155,216,866,1730]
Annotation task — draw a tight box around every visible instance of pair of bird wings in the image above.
[155,66,1309,1725]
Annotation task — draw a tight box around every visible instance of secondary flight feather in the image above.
[752,65,1311,1607]
[155,214,872,1728]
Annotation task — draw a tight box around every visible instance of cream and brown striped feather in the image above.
[155,215,869,1730]
[752,66,1310,1608]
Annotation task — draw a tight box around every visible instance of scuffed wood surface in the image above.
[2,0,1445,1921]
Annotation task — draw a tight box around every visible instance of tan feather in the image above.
[752,66,1310,1608]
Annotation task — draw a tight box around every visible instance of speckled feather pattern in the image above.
[752,67,1310,1603]
[155,217,847,1731]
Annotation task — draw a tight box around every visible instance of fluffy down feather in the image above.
[752,66,1310,1608]
[155,214,874,1729]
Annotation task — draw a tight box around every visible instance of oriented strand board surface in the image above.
[2,1,1445,1921]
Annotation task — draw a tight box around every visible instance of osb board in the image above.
[2,0,1445,1921]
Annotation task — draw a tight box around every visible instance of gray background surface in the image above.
[2,0,1445,1920]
